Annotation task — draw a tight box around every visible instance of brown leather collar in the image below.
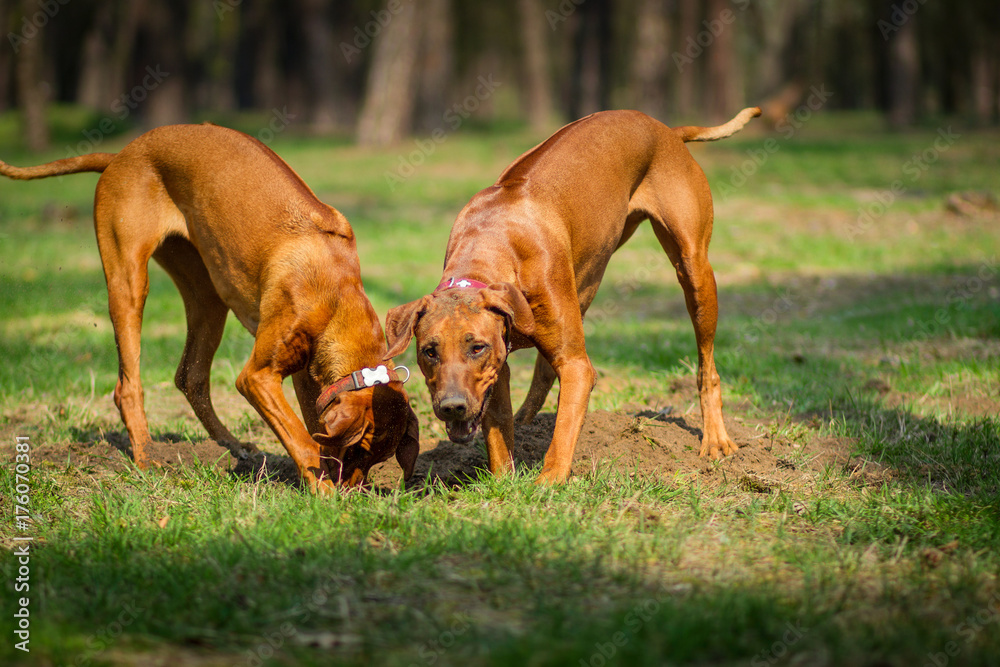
[315,364,410,416]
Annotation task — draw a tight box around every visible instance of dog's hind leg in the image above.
[95,198,159,469]
[642,169,738,460]
[152,235,257,460]
[514,351,556,424]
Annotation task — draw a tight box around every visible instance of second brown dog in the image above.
[385,108,760,484]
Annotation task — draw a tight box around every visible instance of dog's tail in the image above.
[672,107,761,142]
[0,152,116,180]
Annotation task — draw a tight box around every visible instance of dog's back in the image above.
[444,111,687,282]
[90,124,358,333]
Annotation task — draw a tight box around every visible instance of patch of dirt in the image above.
[373,407,851,491]
[4,391,848,493]
[14,427,303,488]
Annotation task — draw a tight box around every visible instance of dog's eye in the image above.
[422,346,438,361]
[470,343,488,356]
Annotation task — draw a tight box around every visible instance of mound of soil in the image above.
[386,407,848,491]
[9,406,849,493]
[26,435,305,489]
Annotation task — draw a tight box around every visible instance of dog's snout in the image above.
[438,396,468,420]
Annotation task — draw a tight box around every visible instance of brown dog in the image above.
[1,124,418,491]
[385,108,760,484]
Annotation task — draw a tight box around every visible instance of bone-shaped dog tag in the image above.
[361,365,391,386]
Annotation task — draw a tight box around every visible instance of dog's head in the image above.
[384,283,534,444]
[314,381,419,487]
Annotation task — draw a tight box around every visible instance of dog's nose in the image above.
[438,396,468,420]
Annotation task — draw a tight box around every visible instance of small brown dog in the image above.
[385,108,760,484]
[1,124,418,491]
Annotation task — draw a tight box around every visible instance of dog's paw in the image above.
[534,466,570,485]
[698,436,739,460]
[222,439,260,460]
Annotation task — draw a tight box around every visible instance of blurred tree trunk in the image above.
[753,0,803,98]
[182,1,215,111]
[252,0,283,110]
[676,0,698,116]
[705,0,738,121]
[205,0,239,111]
[630,0,670,119]
[78,1,115,109]
[17,0,50,151]
[518,0,554,132]
[108,0,144,105]
[0,0,12,112]
[968,5,999,125]
[142,0,187,127]
[970,47,997,125]
[76,0,145,112]
[299,0,336,132]
[415,0,453,133]
[886,12,918,127]
[357,1,421,146]
[568,0,611,118]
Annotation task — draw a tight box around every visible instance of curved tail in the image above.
[0,152,116,180]
[672,107,761,142]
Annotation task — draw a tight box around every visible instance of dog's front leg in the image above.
[536,353,596,484]
[237,363,335,493]
[482,361,515,476]
[514,352,557,424]
[236,323,335,494]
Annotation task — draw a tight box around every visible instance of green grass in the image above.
[1,109,999,665]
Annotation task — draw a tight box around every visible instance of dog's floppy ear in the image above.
[385,296,431,360]
[483,282,535,339]
[394,406,420,480]
[314,392,372,452]
[372,383,420,480]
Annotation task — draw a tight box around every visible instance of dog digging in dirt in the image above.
[0,123,418,492]
[385,107,760,484]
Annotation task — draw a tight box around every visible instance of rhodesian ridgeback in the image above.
[385,107,760,483]
[1,124,418,491]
